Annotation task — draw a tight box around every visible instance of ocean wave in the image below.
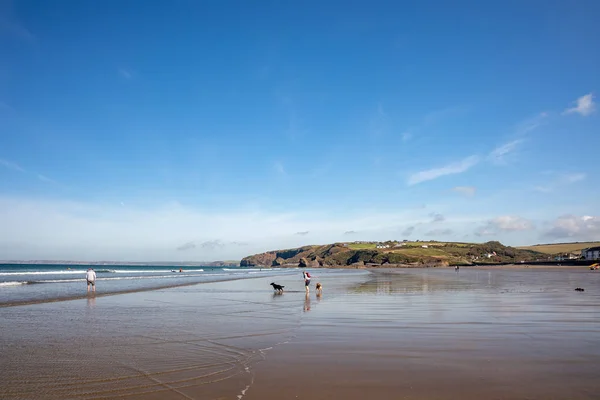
[0,281,30,287]
[20,274,211,284]
[112,269,204,273]
[223,268,270,272]
[0,271,86,276]
[0,268,205,276]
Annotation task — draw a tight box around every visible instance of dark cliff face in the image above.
[239,241,547,267]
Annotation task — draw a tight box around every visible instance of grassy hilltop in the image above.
[240,240,549,267]
[517,242,600,254]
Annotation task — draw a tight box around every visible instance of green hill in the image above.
[240,240,547,267]
[517,242,600,255]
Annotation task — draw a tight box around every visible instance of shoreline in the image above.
[0,273,272,308]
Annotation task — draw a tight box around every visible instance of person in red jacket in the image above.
[303,270,311,292]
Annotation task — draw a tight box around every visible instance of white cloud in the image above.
[407,155,480,185]
[0,158,25,172]
[543,215,600,240]
[563,93,596,116]
[476,215,534,236]
[488,139,524,165]
[452,186,476,197]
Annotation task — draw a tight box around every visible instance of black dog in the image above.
[270,282,285,293]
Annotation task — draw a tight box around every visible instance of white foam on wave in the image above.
[0,271,86,276]
[0,268,205,276]
[113,269,204,273]
[0,281,28,287]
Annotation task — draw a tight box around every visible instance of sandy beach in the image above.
[1,267,599,399]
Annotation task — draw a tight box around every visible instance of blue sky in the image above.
[1,0,599,261]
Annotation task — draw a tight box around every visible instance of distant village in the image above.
[342,240,600,262]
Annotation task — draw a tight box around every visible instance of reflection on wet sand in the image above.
[86,295,96,309]
[304,292,311,312]
[243,268,600,400]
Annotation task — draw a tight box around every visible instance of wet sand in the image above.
[1,268,599,399]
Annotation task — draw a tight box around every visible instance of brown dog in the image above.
[315,282,322,295]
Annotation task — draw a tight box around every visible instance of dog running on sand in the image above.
[270,282,285,293]
[315,282,322,295]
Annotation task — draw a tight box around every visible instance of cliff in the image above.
[240,241,547,267]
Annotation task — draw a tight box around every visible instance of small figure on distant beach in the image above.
[86,268,96,293]
[179,268,183,273]
[455,265,460,272]
[303,270,311,292]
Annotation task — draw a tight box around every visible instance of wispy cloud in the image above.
[176,241,196,251]
[488,139,524,165]
[534,172,586,193]
[429,212,445,223]
[0,158,25,172]
[514,112,548,135]
[425,228,453,236]
[368,103,389,137]
[37,174,56,184]
[0,2,35,43]
[295,231,309,236]
[475,215,534,236]
[274,161,286,175]
[344,230,357,235]
[407,155,480,185]
[118,68,133,79]
[0,102,15,113]
[563,93,595,116]
[401,226,415,237]
[399,105,469,142]
[452,186,476,197]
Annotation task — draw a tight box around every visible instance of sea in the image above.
[0,263,299,306]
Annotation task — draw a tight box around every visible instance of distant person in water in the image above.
[86,268,96,293]
[303,270,311,292]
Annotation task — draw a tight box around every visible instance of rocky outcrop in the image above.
[240,252,277,267]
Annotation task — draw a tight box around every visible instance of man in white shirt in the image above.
[86,268,97,293]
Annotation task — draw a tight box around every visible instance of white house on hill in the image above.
[582,247,600,260]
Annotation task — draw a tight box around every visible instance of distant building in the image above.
[582,247,600,260]
[421,245,428,248]
[376,244,390,249]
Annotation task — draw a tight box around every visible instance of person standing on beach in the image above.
[86,268,96,293]
[303,270,311,292]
